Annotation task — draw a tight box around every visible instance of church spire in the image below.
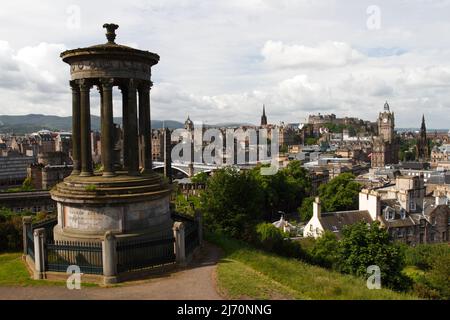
[421,114,426,131]
[261,104,268,126]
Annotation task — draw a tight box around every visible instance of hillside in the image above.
[207,233,417,300]
[0,114,183,134]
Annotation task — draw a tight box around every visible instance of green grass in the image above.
[208,233,418,300]
[0,253,96,287]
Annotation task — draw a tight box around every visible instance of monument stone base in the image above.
[50,171,173,243]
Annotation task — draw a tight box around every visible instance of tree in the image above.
[310,231,339,268]
[338,222,410,291]
[424,253,450,299]
[200,167,264,239]
[191,172,209,184]
[299,173,362,221]
[298,196,314,222]
[251,161,311,220]
[255,222,286,252]
[317,173,362,212]
[305,137,318,145]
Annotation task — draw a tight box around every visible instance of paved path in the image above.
[0,243,223,300]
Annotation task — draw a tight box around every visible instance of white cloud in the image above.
[0,1,449,129]
[261,40,365,69]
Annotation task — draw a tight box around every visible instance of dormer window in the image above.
[384,207,395,220]
[400,209,406,220]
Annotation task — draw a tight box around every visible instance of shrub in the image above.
[403,243,450,270]
[309,231,339,269]
[254,223,304,259]
[255,223,286,252]
[0,216,23,252]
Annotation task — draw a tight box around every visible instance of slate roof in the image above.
[319,210,373,238]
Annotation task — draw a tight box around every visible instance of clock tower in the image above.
[371,101,399,168]
[377,101,395,143]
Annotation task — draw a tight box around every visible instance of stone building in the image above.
[371,102,399,168]
[151,128,165,162]
[431,144,450,169]
[0,191,55,214]
[55,132,72,154]
[0,152,35,188]
[304,175,450,245]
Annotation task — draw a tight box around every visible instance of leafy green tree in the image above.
[310,231,339,268]
[251,161,311,220]
[255,222,286,252]
[299,173,361,221]
[200,167,264,239]
[22,177,33,191]
[298,196,314,222]
[305,137,318,145]
[338,221,410,290]
[424,253,450,299]
[317,173,362,212]
[191,172,209,184]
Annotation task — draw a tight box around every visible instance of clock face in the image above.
[383,118,388,123]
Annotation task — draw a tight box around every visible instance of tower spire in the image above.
[261,104,268,126]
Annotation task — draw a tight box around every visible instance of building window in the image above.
[400,209,406,220]
[431,233,436,242]
[409,200,416,211]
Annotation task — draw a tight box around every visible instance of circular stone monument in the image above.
[51,23,173,242]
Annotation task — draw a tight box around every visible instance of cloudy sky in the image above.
[0,0,450,128]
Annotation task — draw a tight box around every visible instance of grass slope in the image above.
[208,233,417,300]
[0,253,96,287]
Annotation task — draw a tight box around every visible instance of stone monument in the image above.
[51,23,173,243]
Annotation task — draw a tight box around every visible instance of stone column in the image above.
[22,216,32,256]
[79,80,93,177]
[33,228,46,280]
[121,86,129,170]
[102,231,118,284]
[138,82,152,173]
[100,78,115,177]
[70,81,81,175]
[127,79,140,176]
[173,222,186,266]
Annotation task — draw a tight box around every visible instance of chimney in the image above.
[435,192,448,206]
[313,197,321,219]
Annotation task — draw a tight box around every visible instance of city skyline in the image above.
[0,1,450,128]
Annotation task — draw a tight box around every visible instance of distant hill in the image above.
[0,114,184,134]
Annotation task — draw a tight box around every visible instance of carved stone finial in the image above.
[103,23,119,44]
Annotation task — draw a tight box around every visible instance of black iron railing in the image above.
[184,220,199,256]
[32,218,57,242]
[25,223,34,259]
[45,240,103,275]
[116,237,176,273]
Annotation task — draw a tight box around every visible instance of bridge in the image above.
[152,161,265,179]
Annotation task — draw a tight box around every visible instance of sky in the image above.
[0,0,450,128]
